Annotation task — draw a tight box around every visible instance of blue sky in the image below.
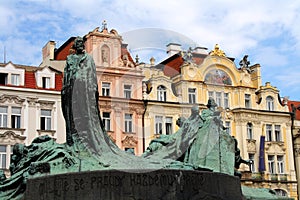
[1,0,300,100]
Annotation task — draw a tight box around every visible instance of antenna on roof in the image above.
[3,46,6,64]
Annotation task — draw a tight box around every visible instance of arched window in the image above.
[247,123,253,139]
[157,85,167,101]
[266,96,274,111]
[274,189,287,197]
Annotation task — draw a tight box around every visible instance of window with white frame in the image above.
[248,153,255,172]
[157,85,167,101]
[277,155,284,174]
[208,91,230,108]
[40,109,51,130]
[266,96,274,111]
[165,117,173,135]
[124,85,132,99]
[247,123,253,139]
[102,82,110,96]
[11,74,20,86]
[188,88,196,104]
[0,145,7,169]
[216,92,222,107]
[155,116,163,134]
[266,124,273,141]
[124,113,133,133]
[245,94,251,108]
[268,155,275,174]
[11,107,21,129]
[0,106,8,128]
[42,77,50,89]
[225,121,231,134]
[102,112,111,131]
[275,125,282,142]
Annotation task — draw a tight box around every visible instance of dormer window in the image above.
[42,77,50,89]
[266,96,274,111]
[157,85,167,101]
[11,74,20,86]
[0,73,8,85]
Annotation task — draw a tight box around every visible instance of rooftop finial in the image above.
[209,44,226,57]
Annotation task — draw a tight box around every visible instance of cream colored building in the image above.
[0,62,65,177]
[141,44,297,199]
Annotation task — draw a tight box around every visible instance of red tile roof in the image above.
[24,71,37,89]
[288,101,300,120]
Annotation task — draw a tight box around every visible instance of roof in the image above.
[0,62,62,91]
[54,37,76,60]
[157,52,208,77]
[288,101,300,120]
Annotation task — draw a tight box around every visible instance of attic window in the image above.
[42,77,50,89]
[0,73,8,85]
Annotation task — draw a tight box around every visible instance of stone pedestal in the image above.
[24,169,244,200]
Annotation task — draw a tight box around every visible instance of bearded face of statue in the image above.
[73,37,85,54]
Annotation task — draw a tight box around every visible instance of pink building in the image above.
[42,26,145,155]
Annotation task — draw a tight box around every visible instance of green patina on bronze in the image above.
[0,37,292,200]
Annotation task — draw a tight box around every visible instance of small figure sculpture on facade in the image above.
[239,55,251,73]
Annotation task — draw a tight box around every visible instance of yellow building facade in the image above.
[142,44,297,199]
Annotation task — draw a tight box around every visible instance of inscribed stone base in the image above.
[24,169,244,200]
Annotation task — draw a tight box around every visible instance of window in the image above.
[40,109,51,130]
[124,85,132,99]
[248,154,255,172]
[11,107,21,129]
[124,114,133,133]
[157,85,167,101]
[208,91,214,99]
[275,125,281,142]
[266,96,274,111]
[268,155,275,174]
[277,155,284,174]
[102,112,111,131]
[0,145,7,169]
[102,82,110,96]
[225,121,231,135]
[42,77,50,89]
[188,88,196,104]
[224,93,229,108]
[0,73,8,85]
[155,116,163,134]
[266,124,273,141]
[208,91,230,108]
[0,106,8,127]
[165,117,172,135]
[216,92,222,107]
[245,94,251,108]
[247,123,253,139]
[11,74,20,86]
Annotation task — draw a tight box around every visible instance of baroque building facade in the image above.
[141,44,297,199]
[0,62,65,177]
[42,26,145,155]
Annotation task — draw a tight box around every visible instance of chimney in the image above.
[42,41,56,61]
[193,46,208,55]
[166,43,181,56]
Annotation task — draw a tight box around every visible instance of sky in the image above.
[1,0,300,100]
